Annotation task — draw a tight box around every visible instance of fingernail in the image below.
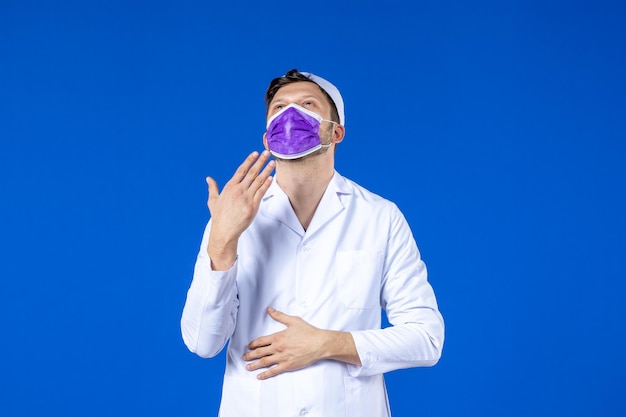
[267,306,275,312]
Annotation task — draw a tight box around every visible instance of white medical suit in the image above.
[181,171,444,417]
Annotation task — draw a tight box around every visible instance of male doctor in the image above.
[181,69,444,417]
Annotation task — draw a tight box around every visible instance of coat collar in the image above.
[261,171,352,237]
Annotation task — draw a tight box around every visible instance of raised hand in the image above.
[206,150,275,270]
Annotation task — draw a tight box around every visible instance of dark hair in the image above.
[264,69,340,124]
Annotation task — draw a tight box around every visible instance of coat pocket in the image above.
[343,374,391,417]
[219,374,261,417]
[335,250,384,309]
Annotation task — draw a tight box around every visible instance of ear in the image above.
[263,132,269,150]
[332,124,345,144]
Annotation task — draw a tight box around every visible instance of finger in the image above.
[251,160,275,199]
[242,345,272,362]
[241,150,272,187]
[245,353,279,372]
[230,151,261,184]
[247,334,274,350]
[252,175,273,204]
[257,362,289,380]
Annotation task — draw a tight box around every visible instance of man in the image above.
[181,69,444,417]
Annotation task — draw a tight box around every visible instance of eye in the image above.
[303,101,313,108]
[271,103,286,113]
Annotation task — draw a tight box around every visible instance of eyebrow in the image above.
[272,94,323,104]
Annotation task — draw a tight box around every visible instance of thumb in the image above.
[206,177,220,199]
[267,306,291,325]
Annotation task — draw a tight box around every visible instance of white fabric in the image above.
[301,72,345,125]
[181,172,444,417]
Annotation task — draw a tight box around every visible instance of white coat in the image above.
[181,172,444,417]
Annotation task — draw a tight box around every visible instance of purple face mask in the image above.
[266,103,333,159]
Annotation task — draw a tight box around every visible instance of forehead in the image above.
[271,81,326,103]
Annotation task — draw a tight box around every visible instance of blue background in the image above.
[1,1,625,416]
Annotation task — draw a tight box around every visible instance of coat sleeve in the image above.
[180,220,239,358]
[348,204,445,377]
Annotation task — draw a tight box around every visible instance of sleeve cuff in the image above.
[347,331,371,377]
[191,255,238,297]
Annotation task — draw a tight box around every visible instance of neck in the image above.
[274,152,335,230]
